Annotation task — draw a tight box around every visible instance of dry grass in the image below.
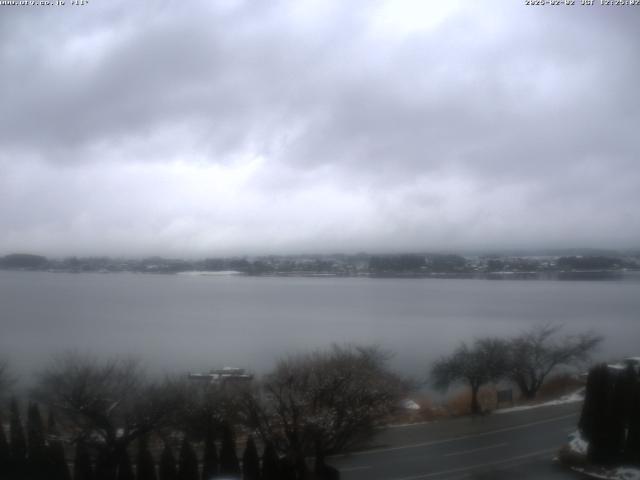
[536,373,584,401]
[387,393,450,424]
[443,386,498,416]
[388,374,586,426]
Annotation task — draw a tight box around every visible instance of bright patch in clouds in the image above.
[370,0,462,36]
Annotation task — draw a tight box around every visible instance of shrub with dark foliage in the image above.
[137,436,157,480]
[219,425,240,476]
[261,443,279,480]
[27,403,48,479]
[47,412,71,480]
[624,365,640,464]
[117,450,135,480]
[73,441,94,480]
[178,437,198,480]
[579,363,640,465]
[241,436,260,480]
[159,444,178,480]
[200,428,217,480]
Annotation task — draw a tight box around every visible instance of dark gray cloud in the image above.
[1,0,639,255]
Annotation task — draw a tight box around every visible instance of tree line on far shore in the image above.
[1,252,637,276]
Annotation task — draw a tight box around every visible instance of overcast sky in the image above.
[1,0,638,257]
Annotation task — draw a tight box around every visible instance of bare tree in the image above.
[431,338,508,415]
[33,352,181,480]
[507,324,602,400]
[241,345,409,475]
[164,376,246,440]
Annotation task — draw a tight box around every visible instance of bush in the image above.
[200,429,217,480]
[47,412,71,480]
[178,438,198,480]
[117,451,135,480]
[73,441,94,480]
[159,444,178,480]
[9,399,26,463]
[0,414,10,476]
[137,436,157,480]
[219,425,240,476]
[261,443,279,480]
[579,363,640,465]
[241,436,259,480]
[25,403,47,479]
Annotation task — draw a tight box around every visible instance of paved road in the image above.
[328,403,587,480]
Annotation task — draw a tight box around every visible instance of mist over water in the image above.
[1,270,639,385]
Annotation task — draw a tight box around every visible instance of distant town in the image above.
[1,250,639,279]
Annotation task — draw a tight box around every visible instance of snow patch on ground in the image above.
[568,430,588,455]
[613,468,640,480]
[400,399,421,410]
[608,364,627,371]
[564,429,640,480]
[572,466,640,480]
[495,388,584,414]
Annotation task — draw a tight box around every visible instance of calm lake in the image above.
[1,271,639,383]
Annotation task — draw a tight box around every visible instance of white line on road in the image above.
[387,448,556,480]
[340,466,372,472]
[333,412,577,458]
[443,442,508,457]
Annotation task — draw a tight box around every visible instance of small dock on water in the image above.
[187,367,253,385]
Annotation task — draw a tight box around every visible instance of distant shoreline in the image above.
[2,267,639,281]
[1,252,639,280]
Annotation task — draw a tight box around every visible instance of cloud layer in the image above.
[1,0,639,255]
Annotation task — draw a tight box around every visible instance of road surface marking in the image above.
[340,465,372,472]
[333,413,577,458]
[388,448,556,480]
[443,442,508,457]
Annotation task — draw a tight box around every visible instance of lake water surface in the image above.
[1,271,639,382]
